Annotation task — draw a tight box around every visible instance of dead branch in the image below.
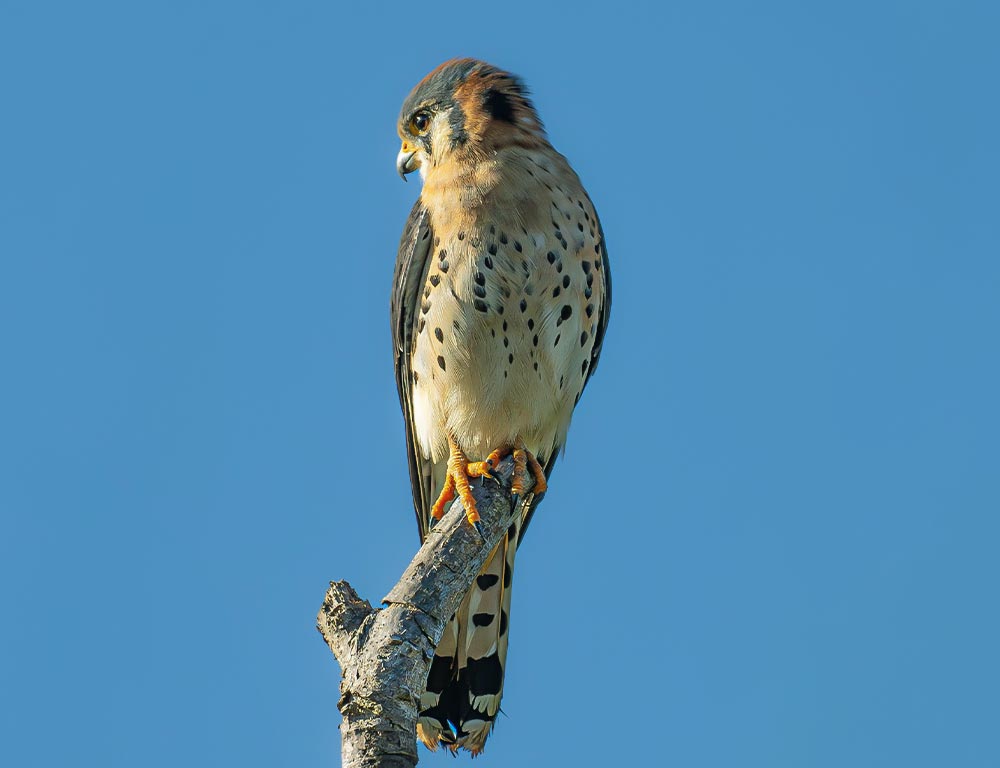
[317,457,521,767]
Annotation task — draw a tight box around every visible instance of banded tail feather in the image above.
[417,509,523,754]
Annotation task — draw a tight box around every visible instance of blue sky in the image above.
[2,2,998,766]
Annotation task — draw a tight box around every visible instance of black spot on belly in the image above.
[474,271,485,286]
[487,243,497,256]
[474,284,487,298]
[552,286,561,298]
[484,254,493,269]
[528,318,534,330]
[508,352,514,364]
[437,356,446,371]
[562,274,570,288]
[472,612,495,628]
[580,331,588,346]
[546,251,556,265]
[586,303,594,317]
[499,609,508,636]
[520,299,527,313]
[435,327,444,342]
[474,298,489,313]
[514,240,522,252]
[429,274,440,287]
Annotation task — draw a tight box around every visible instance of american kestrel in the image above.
[391,59,611,754]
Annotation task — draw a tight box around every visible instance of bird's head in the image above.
[396,58,545,182]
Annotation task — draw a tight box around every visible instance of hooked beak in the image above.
[396,141,419,180]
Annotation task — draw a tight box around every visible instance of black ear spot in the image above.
[483,88,516,122]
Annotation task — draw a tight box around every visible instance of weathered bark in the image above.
[317,457,522,767]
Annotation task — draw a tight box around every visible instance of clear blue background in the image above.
[2,2,997,766]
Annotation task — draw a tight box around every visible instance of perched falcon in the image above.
[391,59,611,755]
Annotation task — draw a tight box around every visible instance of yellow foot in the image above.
[430,438,549,530]
[512,437,548,496]
[431,437,488,527]
[466,447,507,481]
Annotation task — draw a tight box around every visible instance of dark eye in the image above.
[410,111,431,134]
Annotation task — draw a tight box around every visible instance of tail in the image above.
[417,513,521,754]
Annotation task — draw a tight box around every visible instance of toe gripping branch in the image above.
[430,437,547,538]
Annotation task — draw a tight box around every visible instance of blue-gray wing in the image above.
[390,199,436,540]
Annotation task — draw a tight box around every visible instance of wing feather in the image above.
[391,199,436,540]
